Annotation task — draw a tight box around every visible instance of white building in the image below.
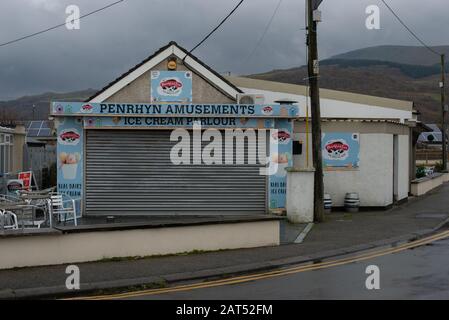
[228,76,417,208]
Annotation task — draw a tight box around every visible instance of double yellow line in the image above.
[69,229,449,300]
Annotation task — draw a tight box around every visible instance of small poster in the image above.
[322,132,360,170]
[151,71,192,103]
[18,171,33,191]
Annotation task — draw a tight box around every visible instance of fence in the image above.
[416,149,447,163]
[22,144,56,189]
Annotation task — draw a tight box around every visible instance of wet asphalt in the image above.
[130,237,449,300]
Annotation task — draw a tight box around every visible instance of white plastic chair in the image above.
[48,194,78,226]
[0,210,19,230]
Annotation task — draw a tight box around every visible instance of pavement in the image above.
[1,183,449,299]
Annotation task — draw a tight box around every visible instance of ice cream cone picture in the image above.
[271,152,290,177]
[59,152,81,180]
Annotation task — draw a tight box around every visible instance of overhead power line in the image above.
[380,0,441,56]
[0,0,125,48]
[242,0,283,66]
[186,0,245,56]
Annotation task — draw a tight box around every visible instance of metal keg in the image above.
[344,192,360,213]
[324,193,332,213]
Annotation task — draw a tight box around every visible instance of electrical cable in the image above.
[241,0,283,66]
[184,0,245,60]
[379,0,441,56]
[0,0,125,48]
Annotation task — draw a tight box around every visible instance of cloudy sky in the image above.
[0,0,448,100]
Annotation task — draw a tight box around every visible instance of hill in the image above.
[249,49,449,123]
[331,45,449,66]
[0,89,97,121]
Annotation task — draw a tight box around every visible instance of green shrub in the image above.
[416,166,426,178]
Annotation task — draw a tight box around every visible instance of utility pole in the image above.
[441,54,447,171]
[307,0,324,222]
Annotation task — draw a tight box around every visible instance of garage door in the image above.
[85,130,267,215]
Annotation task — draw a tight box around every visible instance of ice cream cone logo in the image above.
[271,129,291,144]
[158,78,183,96]
[58,129,80,145]
[324,139,350,160]
[262,106,273,116]
[81,104,94,114]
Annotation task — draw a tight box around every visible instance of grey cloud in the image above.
[0,0,448,99]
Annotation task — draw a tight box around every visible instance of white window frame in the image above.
[0,133,14,174]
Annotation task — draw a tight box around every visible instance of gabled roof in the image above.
[87,41,242,102]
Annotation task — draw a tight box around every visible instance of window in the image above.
[0,133,14,174]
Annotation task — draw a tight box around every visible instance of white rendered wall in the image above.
[397,134,410,201]
[0,221,280,270]
[286,170,315,223]
[295,132,395,207]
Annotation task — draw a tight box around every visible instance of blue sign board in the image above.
[322,132,360,170]
[268,119,294,209]
[55,117,83,216]
[151,71,192,103]
[51,102,299,118]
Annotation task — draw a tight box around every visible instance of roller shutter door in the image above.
[85,130,267,215]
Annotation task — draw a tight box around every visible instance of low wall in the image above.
[0,220,280,270]
[286,168,315,223]
[411,173,449,196]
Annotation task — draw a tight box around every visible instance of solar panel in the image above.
[38,128,51,137]
[27,129,40,137]
[25,120,54,138]
[29,121,41,129]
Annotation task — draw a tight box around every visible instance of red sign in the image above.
[272,130,291,143]
[262,106,273,115]
[160,79,182,90]
[18,171,33,191]
[59,130,81,145]
[81,104,94,113]
[325,141,349,153]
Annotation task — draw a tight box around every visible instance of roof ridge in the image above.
[87,41,242,102]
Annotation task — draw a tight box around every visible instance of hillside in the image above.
[331,45,449,66]
[0,89,97,121]
[249,57,449,123]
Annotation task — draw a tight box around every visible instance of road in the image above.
[78,230,449,300]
